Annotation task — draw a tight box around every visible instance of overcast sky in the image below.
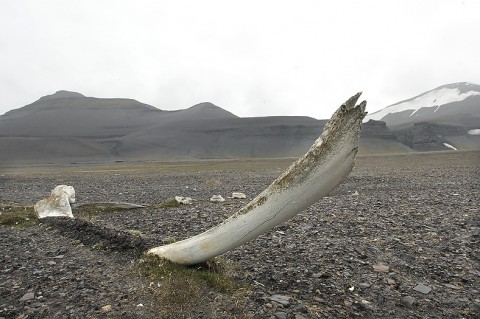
[1,0,478,119]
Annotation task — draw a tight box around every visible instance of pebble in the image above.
[359,283,371,289]
[413,283,432,294]
[19,292,35,301]
[100,304,112,313]
[274,311,287,319]
[270,294,291,307]
[372,264,389,272]
[400,296,416,307]
[444,284,460,290]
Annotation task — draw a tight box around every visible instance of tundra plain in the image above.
[1,151,479,318]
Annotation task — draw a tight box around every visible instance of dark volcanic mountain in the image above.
[2,84,479,165]
[0,91,325,164]
[0,90,164,137]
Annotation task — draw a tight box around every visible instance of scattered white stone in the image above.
[232,192,246,199]
[210,195,225,202]
[175,196,193,205]
[100,304,112,313]
[34,185,75,219]
[352,191,359,196]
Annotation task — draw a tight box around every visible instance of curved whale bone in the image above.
[148,93,367,265]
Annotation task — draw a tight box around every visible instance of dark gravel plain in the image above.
[1,151,479,318]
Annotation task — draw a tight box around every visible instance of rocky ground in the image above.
[0,151,479,318]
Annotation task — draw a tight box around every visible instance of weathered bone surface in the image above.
[72,202,146,210]
[148,93,367,265]
[34,185,76,219]
[175,196,193,205]
[231,192,247,199]
[210,195,225,202]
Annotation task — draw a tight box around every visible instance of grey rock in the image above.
[274,312,287,319]
[372,264,389,272]
[359,283,371,289]
[400,295,416,307]
[19,292,35,301]
[295,304,308,313]
[270,294,290,307]
[413,283,432,294]
[444,283,461,290]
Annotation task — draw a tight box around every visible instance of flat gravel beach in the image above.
[1,151,479,318]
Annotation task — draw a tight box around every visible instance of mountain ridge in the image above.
[365,82,480,129]
[38,90,86,101]
[1,84,479,165]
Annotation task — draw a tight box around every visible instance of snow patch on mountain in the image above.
[366,87,480,121]
[468,129,480,135]
[443,143,458,151]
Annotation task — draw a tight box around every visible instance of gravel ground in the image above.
[1,151,479,318]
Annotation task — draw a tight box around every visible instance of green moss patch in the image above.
[155,198,183,208]
[136,254,249,317]
[0,203,37,227]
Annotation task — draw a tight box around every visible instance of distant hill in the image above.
[0,91,327,164]
[0,90,164,137]
[116,116,325,160]
[1,85,478,165]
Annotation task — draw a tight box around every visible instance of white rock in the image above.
[175,196,193,205]
[210,195,225,202]
[34,185,75,219]
[100,304,112,313]
[232,192,246,199]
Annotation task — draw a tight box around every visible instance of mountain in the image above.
[364,82,480,151]
[0,91,164,137]
[365,82,480,130]
[116,116,325,159]
[2,84,478,166]
[0,91,325,164]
